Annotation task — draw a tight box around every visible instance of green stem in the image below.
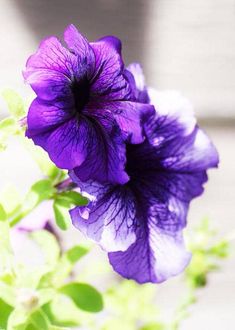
[9,177,74,227]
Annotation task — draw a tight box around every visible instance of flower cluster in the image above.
[24,25,219,283]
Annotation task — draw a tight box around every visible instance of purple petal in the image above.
[23,36,78,101]
[144,90,219,171]
[69,181,136,252]
[96,101,155,144]
[90,37,131,101]
[147,90,196,137]
[30,117,89,169]
[70,108,129,184]
[26,98,73,137]
[109,225,191,284]
[64,24,95,77]
[126,63,150,103]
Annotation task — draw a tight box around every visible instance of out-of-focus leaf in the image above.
[105,281,157,323]
[21,138,65,181]
[40,245,90,289]
[0,185,22,218]
[0,298,13,329]
[28,310,50,330]
[7,307,29,330]
[37,289,55,307]
[0,219,14,280]
[53,199,71,231]
[53,191,88,230]
[65,245,89,264]
[57,191,88,206]
[140,323,166,330]
[208,240,230,258]
[0,204,6,221]
[59,283,103,313]
[30,230,60,267]
[16,268,50,291]
[0,282,15,306]
[0,117,18,150]
[10,180,55,227]
[24,180,55,210]
[42,296,81,327]
[2,89,25,119]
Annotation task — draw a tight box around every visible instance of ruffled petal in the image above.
[126,63,150,103]
[64,24,95,77]
[30,117,90,169]
[90,37,131,101]
[144,90,219,171]
[93,101,155,144]
[147,89,196,136]
[109,224,191,284]
[26,98,73,137]
[69,181,136,252]
[23,36,78,101]
[70,107,129,184]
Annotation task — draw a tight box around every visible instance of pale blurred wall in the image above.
[0,0,235,119]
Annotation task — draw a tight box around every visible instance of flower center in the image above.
[72,77,90,112]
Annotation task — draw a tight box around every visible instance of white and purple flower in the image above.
[24,25,153,184]
[24,25,219,284]
[69,64,219,283]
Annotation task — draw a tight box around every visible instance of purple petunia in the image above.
[69,64,219,283]
[24,25,153,184]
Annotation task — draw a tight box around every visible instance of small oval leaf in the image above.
[59,283,103,313]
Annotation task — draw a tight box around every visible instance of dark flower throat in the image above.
[72,77,90,112]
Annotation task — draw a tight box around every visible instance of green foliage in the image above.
[60,283,104,313]
[0,203,7,221]
[186,218,230,289]
[140,324,166,330]
[0,91,232,329]
[53,191,88,230]
[0,224,103,329]
[0,298,13,329]
[0,117,19,150]
[2,89,26,119]
[9,180,56,227]
[0,89,25,151]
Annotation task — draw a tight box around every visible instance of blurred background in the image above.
[0,0,234,329]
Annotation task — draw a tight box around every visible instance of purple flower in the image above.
[69,66,219,283]
[24,25,153,184]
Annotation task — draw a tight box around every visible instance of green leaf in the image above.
[56,191,88,206]
[10,180,55,227]
[0,282,15,306]
[53,191,88,230]
[7,307,29,330]
[24,180,55,210]
[53,199,71,231]
[0,185,22,218]
[39,245,90,289]
[29,310,50,330]
[37,289,55,307]
[0,298,13,329]
[0,204,6,221]
[0,117,18,150]
[2,89,25,119]
[42,298,81,327]
[0,117,16,131]
[65,245,89,264]
[20,138,65,181]
[140,323,166,330]
[59,283,103,313]
[30,230,60,267]
[0,220,14,280]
